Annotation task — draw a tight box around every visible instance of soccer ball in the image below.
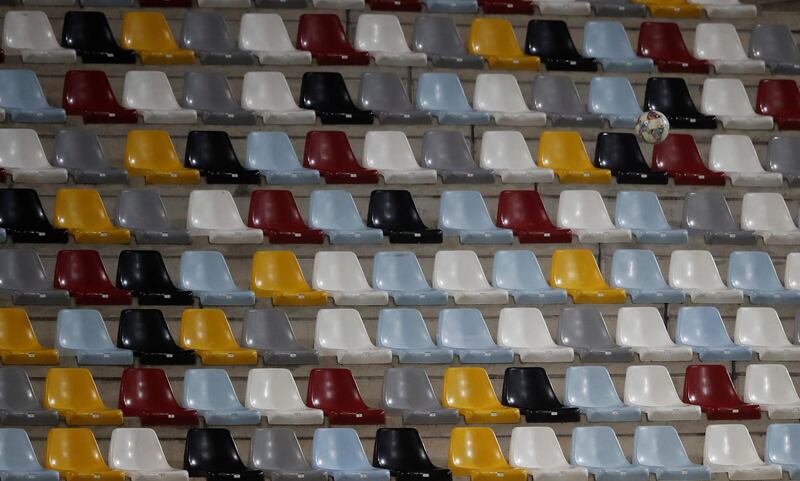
[634,110,670,144]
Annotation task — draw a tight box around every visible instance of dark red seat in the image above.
[756,79,800,130]
[682,365,761,420]
[306,368,385,425]
[54,250,132,305]
[637,22,710,74]
[119,368,199,425]
[651,134,726,186]
[62,70,138,124]
[367,0,422,11]
[247,190,324,244]
[296,14,370,66]
[479,0,534,13]
[303,131,380,184]
[496,190,571,243]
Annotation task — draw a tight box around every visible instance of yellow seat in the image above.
[537,131,612,184]
[467,19,540,70]
[46,428,126,481]
[0,308,59,364]
[633,0,701,16]
[442,367,520,424]
[449,428,527,481]
[124,131,200,184]
[120,12,195,64]
[250,251,328,306]
[53,189,131,244]
[44,368,123,425]
[550,249,626,304]
[179,309,258,365]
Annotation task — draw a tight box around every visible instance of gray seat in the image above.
[531,75,603,127]
[242,309,319,365]
[381,367,460,424]
[0,367,59,425]
[558,308,634,362]
[183,72,256,125]
[180,12,254,66]
[767,136,800,186]
[749,24,800,74]
[681,192,756,245]
[52,130,128,184]
[589,0,647,16]
[421,131,494,184]
[0,249,69,305]
[115,189,191,245]
[254,0,307,6]
[358,73,431,125]
[250,429,327,481]
[411,16,484,69]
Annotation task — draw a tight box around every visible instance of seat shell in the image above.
[524,20,598,71]
[651,133,726,185]
[180,11,253,65]
[46,428,125,481]
[184,131,261,184]
[437,309,514,364]
[565,366,641,422]
[703,425,782,479]
[439,191,514,244]
[614,192,688,245]
[241,309,319,365]
[115,189,191,244]
[56,309,133,365]
[3,11,77,63]
[187,190,264,244]
[376,309,453,363]
[246,369,323,424]
[373,428,452,481]
[250,251,328,306]
[557,190,632,243]
[594,133,669,184]
[411,16,483,69]
[0,308,59,364]
[668,250,744,303]
[0,70,66,123]
[616,307,692,361]
[509,427,588,480]
[0,129,68,183]
[416,73,490,125]
[497,307,573,362]
[239,14,312,66]
[120,13,195,64]
[306,368,386,424]
[467,19,541,70]
[183,428,262,481]
[312,252,388,306]
[180,251,255,306]
[683,365,761,420]
[701,79,773,130]
[448,428,526,481]
[44,368,123,425]
[54,250,132,305]
[245,132,320,184]
[182,369,261,425]
[62,70,137,123]
[242,72,315,125]
[624,366,701,420]
[116,250,193,305]
[118,368,199,425]
[117,309,196,365]
[367,190,442,243]
[537,131,611,183]
[123,71,197,124]
[249,428,327,481]
[570,427,649,481]
[745,364,800,419]
[502,367,580,422]
[492,251,568,305]
[495,190,570,243]
[304,132,379,183]
[583,21,653,72]
[109,428,189,481]
[550,250,626,304]
[315,309,392,363]
[61,11,136,64]
[362,132,438,185]
[644,77,716,129]
[125,131,200,184]
[611,249,686,304]
[309,190,383,244]
[311,429,390,481]
[676,306,751,361]
[382,367,459,424]
[297,14,370,66]
[433,250,509,305]
[179,309,258,365]
[442,367,520,423]
[372,252,448,306]
[0,367,59,425]
[694,23,765,73]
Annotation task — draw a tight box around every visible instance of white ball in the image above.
[634,110,670,144]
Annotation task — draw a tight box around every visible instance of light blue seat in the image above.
[182,369,261,425]
[55,309,133,365]
[571,427,650,481]
[436,309,514,364]
[0,429,60,481]
[309,190,383,245]
[611,249,685,304]
[0,229,6,243]
[438,191,513,244]
[416,73,490,125]
[372,252,448,306]
[583,21,654,73]
[728,251,800,305]
[491,250,568,304]
[766,424,800,480]
[614,191,688,244]
[676,307,752,362]
[245,132,320,185]
[311,429,390,481]
[633,426,711,481]
[0,70,66,123]
[588,77,643,129]
[179,251,256,306]
[423,0,478,13]
[564,366,641,422]
[376,309,453,364]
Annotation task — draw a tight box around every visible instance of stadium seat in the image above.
[439,191,513,244]
[559,308,634,362]
[109,428,188,481]
[62,70,137,124]
[182,369,260,425]
[241,72,315,125]
[474,76,546,127]
[784,253,800,294]
[701,79,773,129]
[245,132,320,184]
[187,190,264,244]
[60,11,135,64]
[689,0,755,16]
[248,190,324,244]
[735,307,800,360]
[376,309,452,363]
[433,250,509,304]
[0,429,59,481]
[594,133,668,184]
[120,13,194,64]
[502,367,580,422]
[313,253,387,305]
[250,429,326,481]
[116,250,193,305]
[3,11,76,63]
[362,133,436,184]
[179,309,258,365]
[571,427,650,481]
[616,307,693,361]
[238,14,311,66]
[767,135,800,185]
[704,425,782,480]
[183,429,262,481]
[358,73,430,125]
[651,133,726,185]
[125,131,200,184]
[509,428,588,481]
[115,189,191,244]
[315,309,392,363]
[242,309,319,365]
[0,129,67,183]
[478,0,532,12]
[304,131,379,182]
[537,131,611,183]
[676,306,751,361]
[309,190,382,243]
[745,364,800,419]
[684,365,760,420]
[442,368,520,423]
[54,189,130,244]
[0,308,58,364]
[728,251,800,305]
[534,0,591,14]
[368,0,420,9]
[467,19,540,70]
[183,72,255,125]
[757,79,800,129]
[644,77,716,129]
[0,367,58,425]
[614,192,688,244]
[56,309,132,365]
[624,366,701,421]
[184,131,260,184]
[245,369,323,424]
[588,77,644,128]
[422,131,494,183]
[118,368,198,425]
[411,16,483,69]
[479,132,553,182]
[0,250,69,305]
[495,191,570,243]
[492,251,568,305]
[355,14,426,66]
[710,134,782,185]
[590,0,647,15]
[180,12,252,65]
[123,71,197,124]
[296,14,369,65]
[694,23,765,73]
[53,130,128,184]
[749,24,800,74]
[497,307,573,361]
[179,251,255,306]
[766,424,800,479]
[368,190,442,242]
[0,189,68,243]
[583,21,653,72]
[421,0,477,10]
[564,366,641,422]
[633,0,701,16]
[438,309,513,363]
[250,251,327,306]
[118,310,195,365]
[373,429,451,481]
[0,70,64,123]
[550,250,626,304]
[372,252,447,305]
[306,368,385,424]
[611,250,686,304]
[46,429,125,481]
[525,21,597,71]
[449,428,526,481]
[557,190,632,243]
[531,75,602,127]
[54,250,132,305]
[382,367,459,423]
[632,427,710,481]
[44,368,123,425]
[416,73,490,125]
[682,192,756,244]
[311,429,389,481]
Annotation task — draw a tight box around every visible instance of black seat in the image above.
[61,11,136,64]
[184,428,264,481]
[501,367,580,423]
[524,20,598,71]
[644,77,716,129]
[116,251,194,305]
[367,190,442,244]
[117,309,196,365]
[0,189,69,243]
[372,428,452,481]
[593,133,669,185]
[185,131,261,184]
[299,72,374,125]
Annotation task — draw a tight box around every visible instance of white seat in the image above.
[197,0,250,6]
[355,14,426,67]
[473,75,547,127]
[479,131,554,184]
[557,190,632,243]
[497,308,574,362]
[241,72,316,125]
[687,0,756,17]
[187,190,264,244]
[238,14,312,66]
[745,364,800,419]
[786,253,800,291]
[700,79,773,130]
[668,250,743,304]
[0,129,68,183]
[362,131,437,184]
[123,71,197,124]
[709,135,783,186]
[535,0,591,15]
[704,425,783,480]
[741,193,800,245]
[315,309,393,364]
[694,23,765,73]
[109,428,189,481]
[2,11,76,63]
[312,0,365,8]
[616,307,693,362]
[624,366,701,421]
[245,368,324,424]
[433,250,509,305]
[734,307,800,361]
[312,251,389,306]
[509,427,589,481]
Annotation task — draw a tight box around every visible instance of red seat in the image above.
[247,190,325,244]
[682,365,761,420]
[303,131,380,184]
[496,190,571,243]
[54,250,132,305]
[637,22,710,74]
[306,368,385,425]
[118,368,199,425]
[62,70,138,124]
[651,134,726,186]
[367,0,423,10]
[756,79,800,130]
[479,0,534,13]
[296,14,369,66]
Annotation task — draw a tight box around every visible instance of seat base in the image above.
[261,349,320,365]
[393,348,454,363]
[325,409,386,424]
[754,346,800,361]
[764,404,800,419]
[255,51,313,66]
[508,288,569,305]
[264,229,326,244]
[699,231,757,245]
[6,228,69,243]
[428,54,485,69]
[685,289,744,304]
[514,229,573,243]
[71,168,129,184]
[312,52,371,66]
[388,289,449,306]
[591,0,647,15]
[522,407,581,422]
[199,111,257,125]
[401,408,460,424]
[63,409,124,425]
[646,465,709,481]
[449,289,509,305]
[451,348,514,364]
[127,409,200,425]
[141,109,198,124]
[574,229,632,244]
[554,169,612,183]
[630,229,689,245]
[711,60,766,74]
[632,346,693,362]
[206,229,265,244]
[136,350,197,365]
[541,57,598,71]
[727,172,784,187]
[334,348,393,364]
[318,170,380,184]
[627,288,686,304]
[493,168,554,183]
[716,115,773,130]
[261,109,317,125]
[201,170,262,184]
[137,50,195,64]
[746,290,800,305]
[386,229,443,244]
[269,291,328,306]
[454,229,515,245]
[653,59,710,73]
[0,409,59,425]
[263,170,321,185]
[567,288,627,304]
[575,347,635,362]
[614,171,669,184]
[536,0,591,14]
[480,0,533,12]
[699,3,757,17]
[73,109,138,124]
[198,51,255,65]
[514,346,574,362]
[71,290,133,305]
[132,229,192,245]
[75,350,134,365]
[703,405,761,420]
[663,115,717,129]
[667,171,727,185]
[368,0,423,9]
[318,111,375,125]
[0,349,59,365]
[11,290,71,305]
[460,407,520,423]
[379,169,439,184]
[706,464,781,481]
[200,409,262,425]
[583,406,641,422]
[598,57,655,72]
[642,404,702,421]
[196,349,258,365]
[695,346,752,362]
[263,408,324,425]
[326,229,384,244]
[134,290,194,305]
[77,49,137,64]
[484,56,541,70]
[196,290,256,306]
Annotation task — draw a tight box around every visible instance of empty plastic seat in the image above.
[125,131,200,184]
[245,369,323,424]
[55,250,132,305]
[474,77,547,128]
[0,367,58,425]
[502,367,580,422]
[300,73,374,125]
[46,429,125,481]
[381,367,458,423]
[467,19,540,70]
[0,429,59,481]
[242,309,319,365]
[633,427,710,481]
[735,307,800,361]
[676,307,751,361]
[537,131,611,183]
[439,191,513,244]
[118,309,196,365]
[0,70,66,123]
[123,71,197,124]
[241,72,314,125]
[53,130,127,184]
[757,79,800,130]
[309,190,382,243]
[525,21,597,71]
[510,427,588,481]
[179,309,258,365]
[611,250,686,304]
[449,428,526,481]
[184,131,260,184]
[182,369,260,425]
[479,132,554,183]
[766,424,800,479]
[438,309,513,364]
[594,133,668,185]
[749,24,800,74]
[296,14,368,66]
[250,251,328,306]
[54,189,131,244]
[306,132,380,183]
[354,15,426,66]
[180,12,252,65]
[187,190,264,244]
[372,252,447,305]
[710,134,783,186]
[3,11,76,63]
[116,250,193,305]
[0,308,57,364]
[651,133,726,185]
[311,429,389,481]
[115,189,191,244]
[744,364,800,419]
[44,368,123,425]
[423,0,477,11]
[183,429,262,481]
[416,73,490,125]
[634,0,702,16]
[110,428,189,481]
[588,77,644,129]
[590,0,648,15]
[376,309,452,363]
[358,73,429,125]
[669,251,743,303]
[373,428,451,481]
[56,309,132,365]
[312,252,388,306]
[625,366,701,421]
[557,190,632,243]
[0,249,69,305]
[694,23,765,73]
[497,307,574,361]
[571,427,649,481]
[121,13,193,64]
[0,189,68,243]
[367,191,441,243]
[238,14,311,66]
[729,252,800,305]
[245,132,320,184]
[701,79,773,130]
[368,0,421,9]
[645,77,716,128]
[682,192,756,244]
[183,72,255,125]
[118,368,198,425]
[442,367,520,423]
[411,16,483,69]
[433,250,509,304]
[704,425,782,480]
[0,129,68,183]
[768,135,800,185]
[531,75,602,127]
[550,250,626,304]
[583,21,653,72]
[689,0,755,16]
[614,192,687,245]
[250,429,326,481]
[247,190,323,244]
[307,368,385,424]
[421,131,494,183]
[616,307,693,361]
[62,70,137,124]
[492,251,568,305]
[180,251,254,306]
[60,11,135,64]
[684,365,760,419]
[479,0,533,12]
[559,308,634,362]
[361,134,434,185]
[315,309,392,363]
[564,366,641,422]
[495,191,570,243]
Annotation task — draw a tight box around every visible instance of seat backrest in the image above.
[757,79,800,118]
[468,18,525,57]
[180,11,237,52]
[299,72,359,112]
[0,70,51,110]
[497,307,558,350]
[125,130,184,173]
[509,427,571,471]
[449,428,508,471]
[496,190,558,231]
[307,368,371,411]
[492,250,550,291]
[525,20,581,58]
[242,72,299,112]
[44,368,106,411]
[303,131,364,173]
[184,369,243,410]
[184,428,248,474]
[377,309,436,350]
[442,367,502,409]
[188,190,248,230]
[0,188,55,231]
[374,429,437,472]
[477,77,530,114]
[180,251,237,292]
[0,129,52,169]
[0,249,54,291]
[116,250,178,292]
[184,131,243,172]
[46,428,109,473]
[616,307,674,347]
[676,306,735,347]
[652,133,712,175]
[239,14,296,53]
[537,131,593,171]
[637,21,696,62]
[250,428,312,472]
[767,135,800,177]
[571,427,629,468]
[594,133,650,173]
[54,188,115,231]
[363,132,420,171]
[109,428,173,472]
[250,251,313,294]
[56,309,116,352]
[433,250,492,291]
[248,190,310,233]
[121,12,180,51]
[372,251,431,292]
[3,11,60,51]
[683,364,744,407]
[123,71,183,111]
[550,249,610,291]
[583,20,636,59]
[0,428,44,471]
[633,426,694,469]
[315,309,376,351]
[745,364,799,404]
[728,251,784,291]
[502,367,562,411]
[246,368,306,411]
[704,425,763,466]
[54,249,117,293]
[766,424,800,467]
[669,250,727,289]
[565,366,621,407]
[588,76,641,118]
[312,428,371,471]
[735,307,792,347]
[439,191,496,230]
[115,189,175,231]
[53,130,112,172]
[532,75,586,115]
[624,365,682,405]
[416,73,473,112]
[412,16,469,56]
[682,192,740,233]
[297,14,358,55]
[180,309,241,351]
[0,308,45,352]
[358,72,414,112]
[241,309,304,351]
[421,130,477,171]
[645,77,702,116]
[62,70,125,114]
[183,72,240,112]
[355,14,410,53]
[0,367,43,411]
[749,23,800,64]
[702,79,758,117]
[480,131,535,170]
[367,190,427,231]
[119,368,183,412]
[611,249,670,289]
[709,134,764,173]
[694,23,748,61]
[382,367,441,411]
[118,309,186,353]
[61,11,122,53]
[309,190,367,231]
[438,309,497,349]
[614,191,671,232]
[557,190,615,230]
[245,132,304,172]
[558,307,616,350]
